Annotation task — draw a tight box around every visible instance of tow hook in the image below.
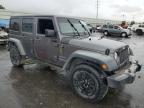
[128,60,142,74]
[133,60,142,73]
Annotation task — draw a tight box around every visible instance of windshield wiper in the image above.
[79,21,90,36]
[67,19,80,36]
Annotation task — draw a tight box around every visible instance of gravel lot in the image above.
[0,33,144,108]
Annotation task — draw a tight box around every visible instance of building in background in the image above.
[0,9,122,28]
[0,9,32,28]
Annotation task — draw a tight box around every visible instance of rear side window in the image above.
[114,26,118,29]
[103,25,107,28]
[10,18,20,31]
[22,18,33,33]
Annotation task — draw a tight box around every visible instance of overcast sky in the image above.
[0,0,144,21]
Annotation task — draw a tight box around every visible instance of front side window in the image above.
[114,26,118,29]
[103,25,107,28]
[10,18,20,31]
[37,19,54,34]
[22,18,33,33]
[109,25,113,29]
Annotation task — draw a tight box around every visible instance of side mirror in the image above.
[45,29,55,37]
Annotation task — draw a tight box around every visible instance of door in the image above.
[34,18,59,63]
[21,18,35,57]
[112,26,121,36]
[108,25,114,34]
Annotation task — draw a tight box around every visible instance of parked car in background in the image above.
[96,25,103,32]
[127,25,132,30]
[102,25,131,37]
[131,24,144,35]
[87,24,96,33]
[0,19,9,29]
[0,28,8,44]
[120,21,128,29]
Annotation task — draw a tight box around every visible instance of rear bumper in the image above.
[127,31,132,36]
[107,61,141,88]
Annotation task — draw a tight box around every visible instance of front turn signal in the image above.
[100,64,108,70]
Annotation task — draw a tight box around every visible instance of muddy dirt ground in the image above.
[0,33,144,108]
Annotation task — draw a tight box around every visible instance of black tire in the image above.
[136,29,143,35]
[9,45,23,67]
[70,64,108,102]
[121,32,128,37]
[103,31,109,36]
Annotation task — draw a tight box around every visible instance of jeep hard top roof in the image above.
[10,15,81,20]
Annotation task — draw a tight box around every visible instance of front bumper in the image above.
[107,61,141,88]
[0,39,8,44]
[128,33,132,36]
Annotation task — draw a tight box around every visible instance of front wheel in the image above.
[121,32,128,37]
[10,45,24,67]
[103,31,109,36]
[136,29,143,35]
[70,64,108,102]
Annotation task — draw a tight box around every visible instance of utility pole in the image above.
[96,0,99,19]
[95,0,99,27]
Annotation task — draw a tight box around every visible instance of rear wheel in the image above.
[10,45,24,67]
[103,31,109,36]
[70,64,108,102]
[136,29,143,35]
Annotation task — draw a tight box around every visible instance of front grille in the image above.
[118,46,129,64]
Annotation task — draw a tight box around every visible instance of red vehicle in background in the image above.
[120,21,128,29]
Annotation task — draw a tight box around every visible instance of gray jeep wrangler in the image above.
[8,15,141,102]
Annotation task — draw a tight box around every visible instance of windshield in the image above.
[57,17,90,37]
[118,26,123,29]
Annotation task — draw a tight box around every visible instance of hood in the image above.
[69,36,127,53]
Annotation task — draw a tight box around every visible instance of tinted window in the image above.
[10,18,20,31]
[139,25,141,27]
[114,26,118,29]
[109,25,113,28]
[22,18,33,33]
[37,19,54,34]
[103,25,107,28]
